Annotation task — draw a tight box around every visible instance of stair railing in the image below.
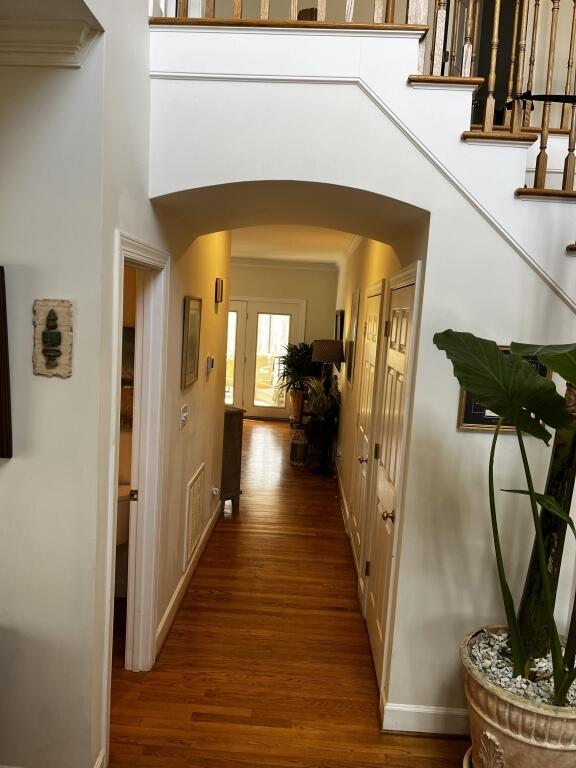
[159,0,431,25]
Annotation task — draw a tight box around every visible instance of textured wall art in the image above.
[32,299,73,378]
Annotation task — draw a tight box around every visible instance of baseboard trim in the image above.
[155,502,221,655]
[335,467,350,535]
[93,748,105,768]
[382,702,470,736]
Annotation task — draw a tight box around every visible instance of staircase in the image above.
[149,0,576,306]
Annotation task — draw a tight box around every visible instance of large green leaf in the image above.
[433,330,573,443]
[502,489,576,539]
[510,342,576,388]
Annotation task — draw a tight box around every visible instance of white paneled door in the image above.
[365,277,415,686]
[349,285,382,596]
[226,298,305,419]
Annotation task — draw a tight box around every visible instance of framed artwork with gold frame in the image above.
[457,348,550,433]
[181,297,202,390]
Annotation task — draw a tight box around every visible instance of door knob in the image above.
[382,509,395,522]
[357,457,368,463]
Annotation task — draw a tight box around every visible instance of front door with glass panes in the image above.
[225,298,306,419]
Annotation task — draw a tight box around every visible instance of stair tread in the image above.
[462,130,538,143]
[408,75,484,88]
[516,187,576,201]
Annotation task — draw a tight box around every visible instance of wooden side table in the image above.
[220,405,245,512]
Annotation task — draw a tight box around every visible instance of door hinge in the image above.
[374,442,381,460]
[384,320,391,338]
[129,489,139,502]
[364,560,371,577]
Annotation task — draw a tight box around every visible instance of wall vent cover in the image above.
[183,463,205,571]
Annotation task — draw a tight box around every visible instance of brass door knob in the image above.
[382,509,395,522]
[357,457,368,463]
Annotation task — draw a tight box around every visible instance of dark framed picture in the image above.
[345,289,360,384]
[334,309,345,341]
[457,349,550,432]
[181,296,202,389]
[214,278,224,304]
[0,267,11,458]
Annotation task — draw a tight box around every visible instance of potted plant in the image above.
[277,342,322,423]
[434,330,576,767]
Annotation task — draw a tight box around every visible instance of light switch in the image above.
[179,404,188,430]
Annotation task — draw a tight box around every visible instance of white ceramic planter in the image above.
[461,627,576,767]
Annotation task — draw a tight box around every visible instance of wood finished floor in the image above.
[110,420,469,767]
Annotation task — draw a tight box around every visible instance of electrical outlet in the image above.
[179,404,189,430]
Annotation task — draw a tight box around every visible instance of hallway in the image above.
[109,420,469,767]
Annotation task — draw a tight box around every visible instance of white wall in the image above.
[149,26,576,732]
[229,259,338,342]
[155,230,230,634]
[0,49,105,768]
[149,26,575,307]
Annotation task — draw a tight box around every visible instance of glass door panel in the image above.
[225,311,237,405]
[253,313,291,408]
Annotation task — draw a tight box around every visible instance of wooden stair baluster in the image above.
[385,0,396,23]
[374,0,384,23]
[523,0,540,126]
[232,0,243,18]
[260,0,270,20]
[504,0,521,126]
[449,0,462,76]
[482,0,501,131]
[462,0,476,77]
[563,100,576,191]
[430,0,448,76]
[408,0,429,73]
[562,0,576,130]
[511,0,531,133]
[317,0,326,21]
[471,0,481,72]
[204,0,215,18]
[533,0,561,188]
[345,0,355,22]
[176,0,188,17]
[289,0,299,21]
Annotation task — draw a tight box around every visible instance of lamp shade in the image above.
[312,339,345,364]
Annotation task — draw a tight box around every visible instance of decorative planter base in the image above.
[461,627,576,767]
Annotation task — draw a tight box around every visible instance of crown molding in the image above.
[231,256,339,272]
[0,20,99,68]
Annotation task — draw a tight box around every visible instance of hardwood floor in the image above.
[110,420,469,767]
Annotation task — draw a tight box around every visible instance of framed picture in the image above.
[457,349,550,432]
[181,296,202,389]
[345,289,360,384]
[0,267,12,458]
[334,309,345,341]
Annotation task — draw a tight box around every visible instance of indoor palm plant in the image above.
[434,331,576,767]
[277,342,322,423]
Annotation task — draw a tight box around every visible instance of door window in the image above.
[253,313,291,408]
[225,311,237,405]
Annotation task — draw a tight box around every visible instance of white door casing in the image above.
[365,268,417,689]
[227,299,247,410]
[102,233,170,767]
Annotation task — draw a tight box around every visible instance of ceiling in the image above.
[231,225,359,267]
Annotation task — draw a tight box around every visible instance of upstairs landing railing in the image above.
[151,0,429,28]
